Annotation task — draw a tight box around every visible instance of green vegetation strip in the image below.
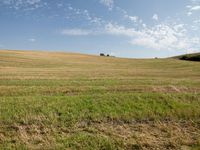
[1,93,200,125]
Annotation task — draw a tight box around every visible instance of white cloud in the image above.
[186,1,200,16]
[57,3,63,8]
[66,6,104,26]
[190,5,200,10]
[61,29,93,36]
[99,0,114,10]
[5,0,41,5]
[191,19,200,30]
[187,12,193,16]
[117,7,143,24]
[193,19,200,23]
[1,0,44,10]
[27,0,41,5]
[191,25,198,30]
[190,0,200,4]
[152,14,159,21]
[142,24,147,28]
[28,38,36,42]
[127,16,139,22]
[105,22,199,51]
[105,23,141,37]
[186,5,192,8]
[57,1,200,52]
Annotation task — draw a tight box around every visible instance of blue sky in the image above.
[0,0,200,58]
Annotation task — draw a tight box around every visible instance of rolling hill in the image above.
[173,52,200,61]
[0,50,200,149]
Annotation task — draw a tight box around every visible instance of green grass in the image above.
[1,93,200,125]
[0,50,200,149]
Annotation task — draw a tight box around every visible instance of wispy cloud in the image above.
[193,19,200,23]
[105,23,140,37]
[61,29,93,36]
[190,18,200,30]
[152,14,159,21]
[0,0,45,10]
[187,11,193,16]
[126,15,139,22]
[186,0,200,16]
[99,0,114,10]
[66,5,104,26]
[28,38,36,42]
[116,7,143,25]
[59,1,200,52]
[105,22,199,51]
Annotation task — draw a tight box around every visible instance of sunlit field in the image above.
[0,50,200,149]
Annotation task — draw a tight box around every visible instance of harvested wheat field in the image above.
[0,50,200,149]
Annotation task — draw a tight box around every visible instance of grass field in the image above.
[0,50,200,149]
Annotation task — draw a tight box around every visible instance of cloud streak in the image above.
[190,5,200,10]
[61,29,93,36]
[99,0,114,10]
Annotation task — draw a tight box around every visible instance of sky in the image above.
[0,0,200,58]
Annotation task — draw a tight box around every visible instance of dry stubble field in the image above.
[0,50,200,149]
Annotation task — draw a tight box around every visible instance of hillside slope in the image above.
[0,50,200,149]
[173,52,200,61]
